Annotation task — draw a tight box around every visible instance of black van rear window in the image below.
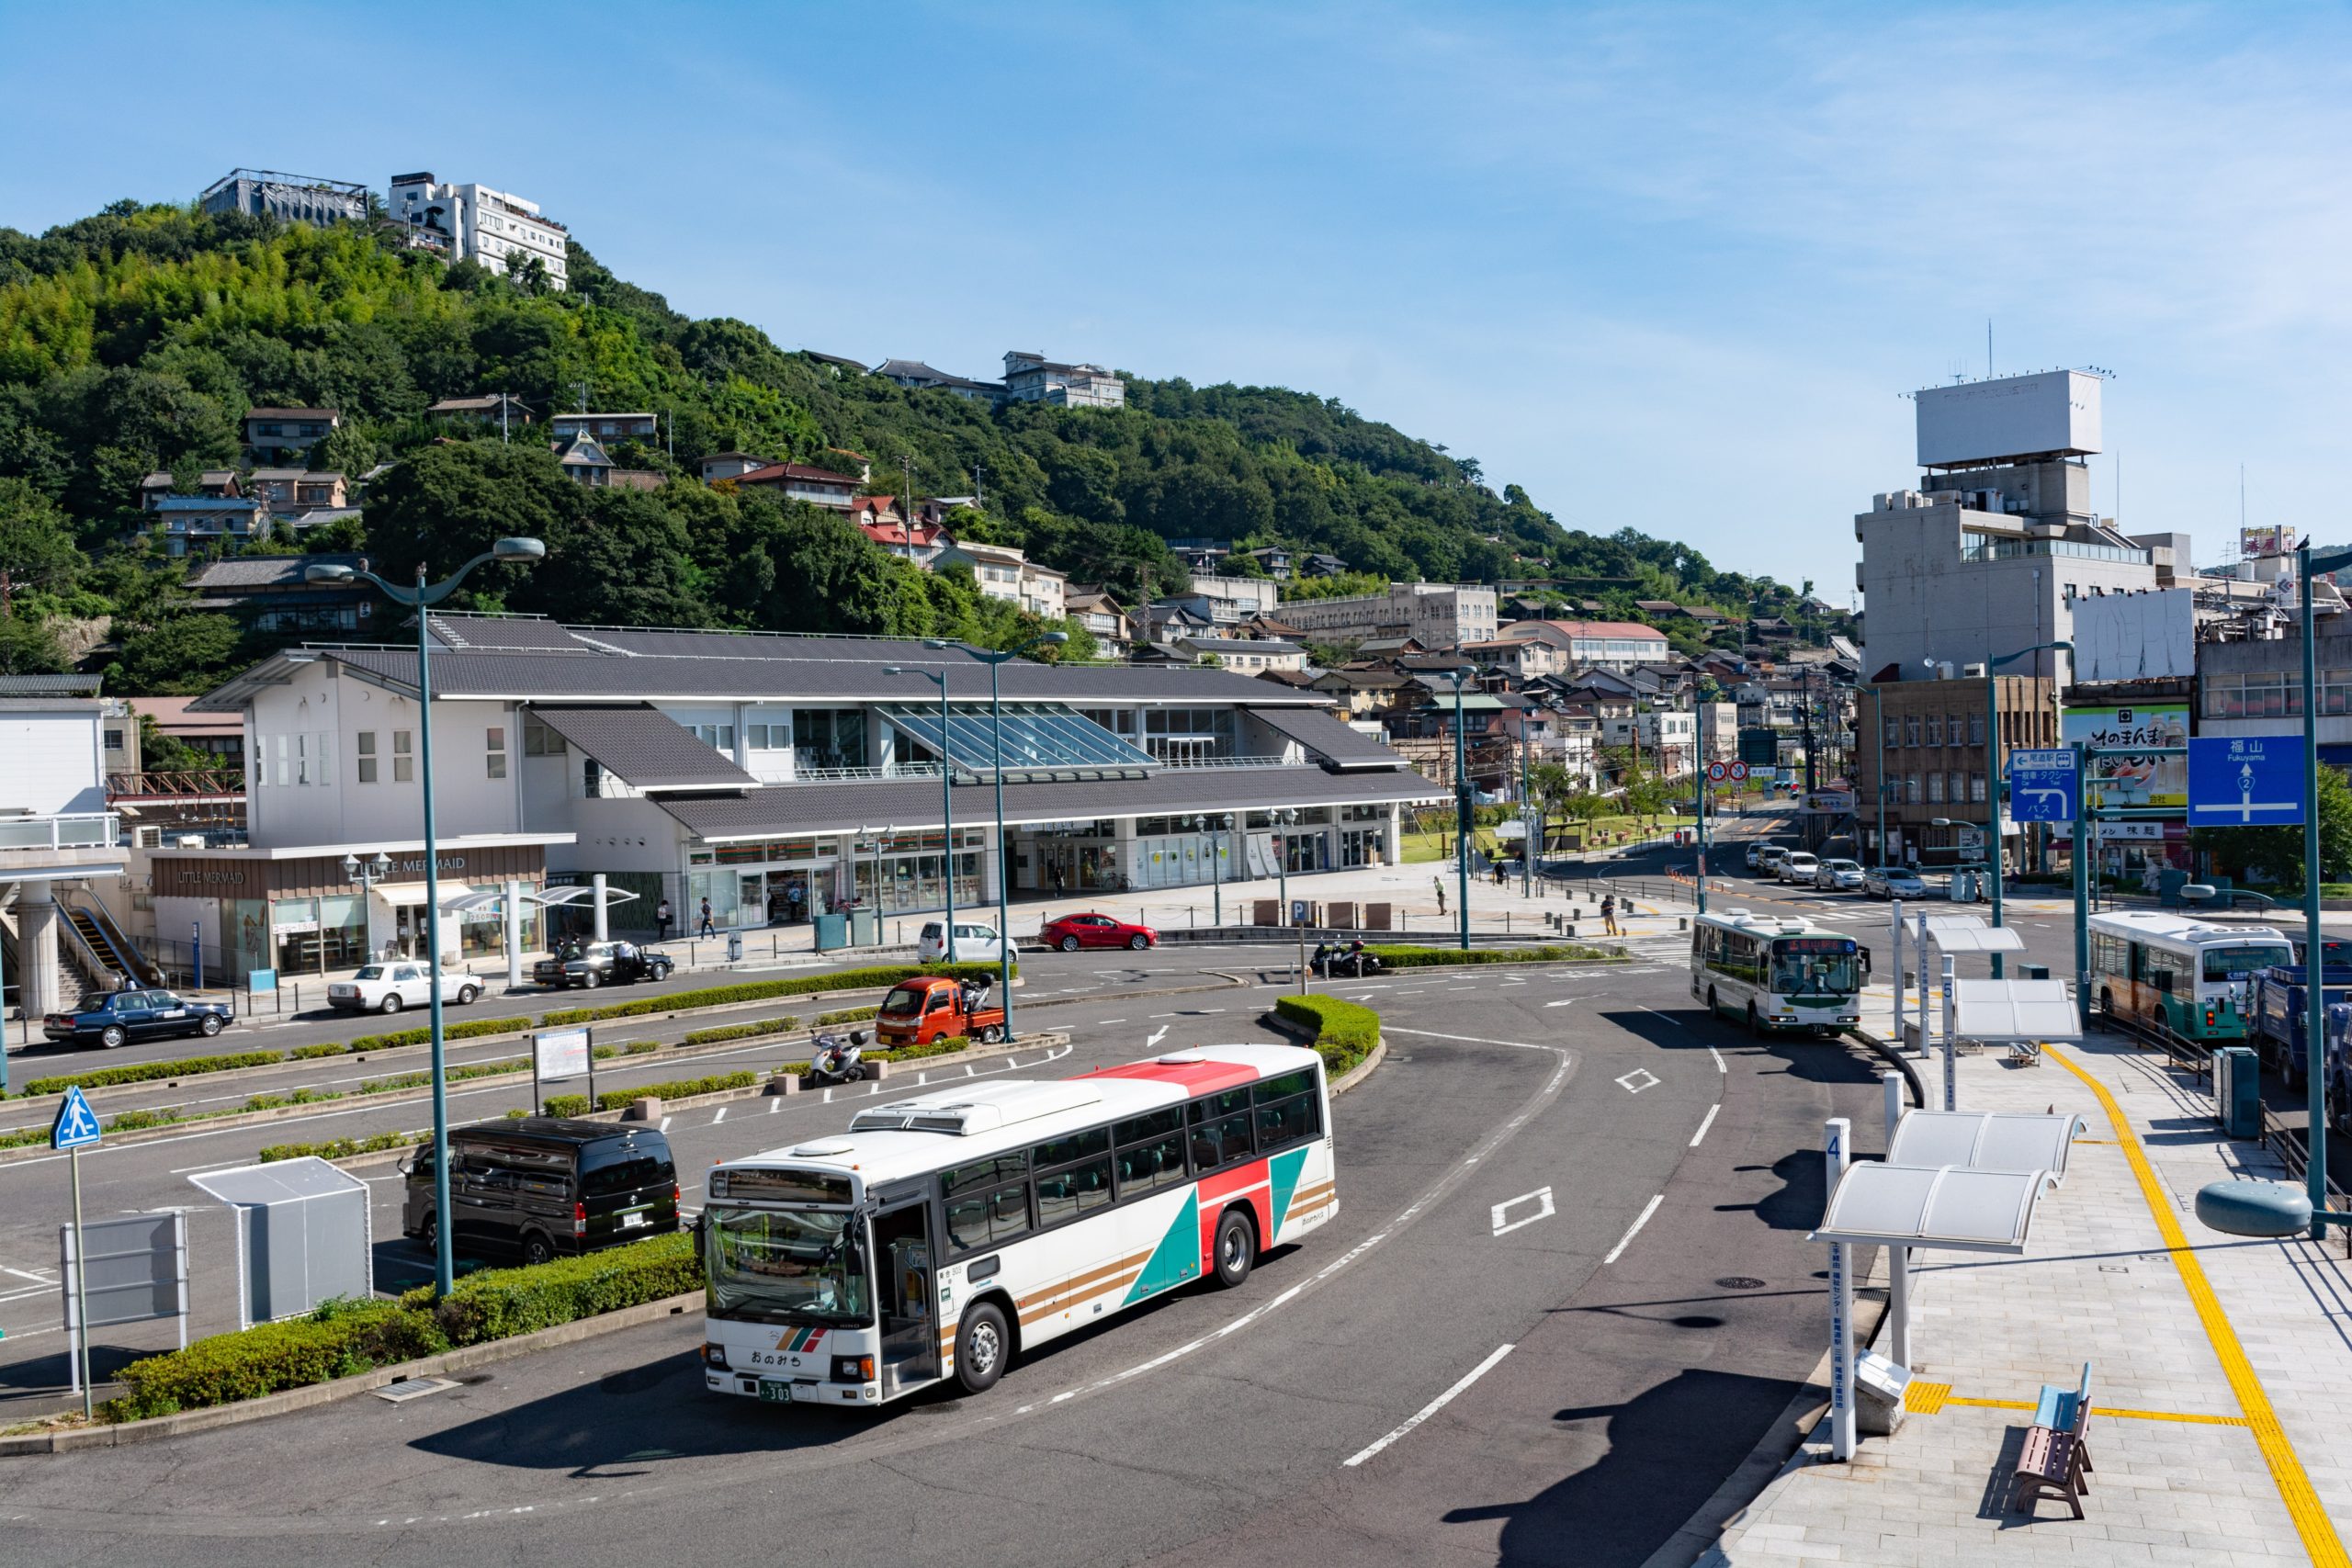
[582,1151,673,1197]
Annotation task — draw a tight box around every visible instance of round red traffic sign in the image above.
[1728,761,1749,781]
[1706,761,1728,782]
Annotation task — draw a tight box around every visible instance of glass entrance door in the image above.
[873,1201,938,1394]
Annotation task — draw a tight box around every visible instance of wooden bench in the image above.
[2011,1362,2095,1518]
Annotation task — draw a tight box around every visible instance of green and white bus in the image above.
[2085,911,2290,1043]
[1690,908,1864,1035]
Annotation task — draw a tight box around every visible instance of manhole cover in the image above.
[1714,1276,1767,1291]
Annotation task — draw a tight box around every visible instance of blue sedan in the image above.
[43,988,234,1050]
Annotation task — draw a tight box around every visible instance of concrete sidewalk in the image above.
[1694,989,2352,1565]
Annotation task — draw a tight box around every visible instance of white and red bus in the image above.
[699,1043,1338,1406]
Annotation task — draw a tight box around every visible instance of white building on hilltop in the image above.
[389,173,570,289]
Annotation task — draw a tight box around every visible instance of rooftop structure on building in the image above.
[730,461,861,511]
[198,169,368,227]
[874,358,1004,401]
[428,393,534,427]
[388,173,570,289]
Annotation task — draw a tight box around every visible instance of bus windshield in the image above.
[707,1206,873,1326]
[2206,944,2291,982]
[1770,939,1859,997]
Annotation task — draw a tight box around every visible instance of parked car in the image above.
[1814,858,1865,891]
[43,988,234,1050]
[1862,865,1928,899]
[917,920,1005,964]
[1744,842,1769,870]
[533,941,676,990]
[1039,912,1159,952]
[1779,852,1819,885]
[874,975,1007,1046]
[1754,845,1791,876]
[327,962,483,1014]
[401,1118,679,1265]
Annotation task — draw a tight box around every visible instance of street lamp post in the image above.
[1868,684,1888,866]
[1979,640,2070,978]
[1445,669,1472,952]
[307,537,544,1297]
[1190,814,1233,925]
[2299,542,2352,1235]
[925,631,1067,1043]
[341,852,394,958]
[886,666,956,961]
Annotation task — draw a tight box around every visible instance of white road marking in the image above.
[1544,998,1577,1009]
[1615,1067,1660,1094]
[1690,1103,1720,1147]
[1645,1007,1683,1028]
[1604,1194,1665,1264]
[1708,1044,1726,1073]
[822,1088,833,1103]
[711,1107,726,1123]
[659,1116,673,1132]
[768,1099,781,1113]
[1489,1186,1555,1236]
[1343,1343,1516,1467]
[1,1265,56,1283]
[1146,1025,1170,1048]
[1098,1019,1125,1026]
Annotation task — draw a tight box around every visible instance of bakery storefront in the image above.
[150,840,559,976]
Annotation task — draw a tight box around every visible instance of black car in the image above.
[534,940,676,990]
[401,1119,680,1265]
[43,988,235,1050]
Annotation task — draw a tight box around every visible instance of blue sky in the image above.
[5,2,2346,590]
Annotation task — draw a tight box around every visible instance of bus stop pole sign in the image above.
[2188,735,2304,827]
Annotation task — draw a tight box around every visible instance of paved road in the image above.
[1,937,1892,1568]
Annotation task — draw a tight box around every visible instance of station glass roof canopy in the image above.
[882,703,1158,782]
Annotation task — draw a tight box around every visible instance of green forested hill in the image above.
[0,199,1825,692]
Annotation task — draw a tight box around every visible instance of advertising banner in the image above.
[2061,704,2187,809]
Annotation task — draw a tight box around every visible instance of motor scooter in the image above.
[809,1028,871,1085]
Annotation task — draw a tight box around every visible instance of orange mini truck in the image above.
[875,976,1006,1047]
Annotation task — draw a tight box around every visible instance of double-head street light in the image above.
[1190,813,1234,925]
[924,630,1068,1042]
[342,852,394,954]
[885,665,956,960]
[307,537,545,1297]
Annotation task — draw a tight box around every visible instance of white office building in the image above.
[1273,583,1498,649]
[388,173,570,289]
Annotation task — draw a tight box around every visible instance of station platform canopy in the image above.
[1951,978,2081,1043]
[1885,1110,2086,1183]
[1809,1162,2061,1256]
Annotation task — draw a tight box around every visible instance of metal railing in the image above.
[2093,996,2211,1080]
[1150,753,1296,770]
[0,813,119,852]
[106,769,246,799]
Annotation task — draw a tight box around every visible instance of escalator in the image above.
[62,897,164,987]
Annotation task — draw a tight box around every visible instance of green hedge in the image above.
[103,1298,449,1422]
[1275,995,1381,1077]
[359,1056,527,1095]
[1364,943,1617,969]
[869,1034,972,1064]
[594,1069,756,1111]
[538,962,1008,1029]
[344,1016,528,1053]
[100,1233,704,1421]
[682,1015,800,1046]
[259,1130,427,1163]
[816,1005,879,1026]
[19,1050,283,1098]
[289,1043,349,1060]
[592,1039,665,1060]
[542,1094,590,1117]
[403,1231,701,1347]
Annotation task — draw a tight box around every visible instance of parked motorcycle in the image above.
[808,1029,871,1086]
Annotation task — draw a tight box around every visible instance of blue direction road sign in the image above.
[2189,735,2304,826]
[2007,748,2078,823]
[50,1085,101,1151]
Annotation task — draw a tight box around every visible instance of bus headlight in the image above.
[704,1343,729,1369]
[832,1354,876,1383]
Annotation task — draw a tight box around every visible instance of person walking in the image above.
[1051,863,1067,898]
[1600,892,1620,936]
[697,897,716,939]
[1433,876,1446,917]
[656,899,673,942]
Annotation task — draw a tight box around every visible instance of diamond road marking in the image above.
[1616,1067,1661,1094]
[1490,1186,1555,1236]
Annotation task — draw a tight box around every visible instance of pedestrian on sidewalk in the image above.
[656,899,673,942]
[1051,863,1067,898]
[1601,892,1620,936]
[1433,876,1446,917]
[697,897,716,939]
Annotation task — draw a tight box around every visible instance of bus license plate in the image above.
[759,1379,820,1404]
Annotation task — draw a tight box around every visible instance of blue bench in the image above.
[2012,1362,2095,1518]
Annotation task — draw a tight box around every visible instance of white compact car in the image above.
[1814,858,1865,891]
[917,920,1004,963]
[1779,851,1819,885]
[327,962,482,1014]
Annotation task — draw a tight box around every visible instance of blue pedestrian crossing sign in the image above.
[50,1085,101,1151]
[2007,749,2078,823]
[2188,735,2304,827]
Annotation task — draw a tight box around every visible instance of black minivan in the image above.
[401,1119,681,1266]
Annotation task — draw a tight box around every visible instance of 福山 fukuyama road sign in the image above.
[2188,735,2303,827]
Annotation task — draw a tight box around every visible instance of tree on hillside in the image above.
[361,441,582,603]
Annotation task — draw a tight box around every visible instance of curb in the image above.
[0,1291,705,1456]
[1257,1008,1386,1096]
[1849,1028,1928,1111]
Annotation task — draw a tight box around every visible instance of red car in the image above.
[1040,912,1158,952]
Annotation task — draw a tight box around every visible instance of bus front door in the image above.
[873,1201,939,1394]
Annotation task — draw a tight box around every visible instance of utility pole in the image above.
[499,391,510,446]
[972,462,986,512]
[574,380,590,413]
[900,456,917,561]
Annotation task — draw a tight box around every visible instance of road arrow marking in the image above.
[1146,1025,1170,1048]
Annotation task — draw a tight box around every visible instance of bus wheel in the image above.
[1747,1003,1763,1037]
[1707,987,1720,1020]
[1211,1207,1256,1289]
[2098,989,2115,1030]
[956,1302,1011,1393]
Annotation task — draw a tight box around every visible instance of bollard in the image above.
[1565,921,1577,940]
[1678,916,1688,931]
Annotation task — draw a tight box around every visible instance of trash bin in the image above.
[726,930,743,964]
[812,912,849,952]
[2213,1045,2262,1139]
